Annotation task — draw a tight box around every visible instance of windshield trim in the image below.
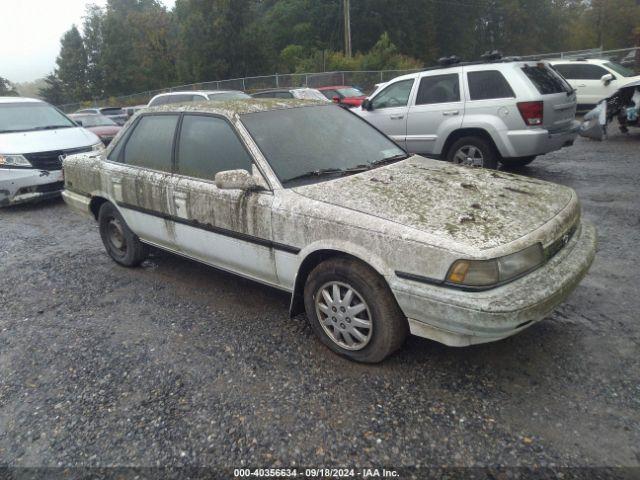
[240,104,408,188]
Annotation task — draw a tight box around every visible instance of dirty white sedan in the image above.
[62,100,597,362]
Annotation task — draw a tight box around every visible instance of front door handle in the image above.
[442,110,460,116]
[389,114,404,120]
[577,84,586,88]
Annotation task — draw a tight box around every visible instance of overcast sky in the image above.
[0,0,175,83]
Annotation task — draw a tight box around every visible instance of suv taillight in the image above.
[517,101,544,126]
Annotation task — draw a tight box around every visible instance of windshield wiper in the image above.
[370,153,410,167]
[283,166,369,184]
[32,125,74,131]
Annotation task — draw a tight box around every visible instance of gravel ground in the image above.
[0,129,639,474]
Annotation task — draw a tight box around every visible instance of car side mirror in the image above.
[332,96,340,103]
[601,73,614,85]
[215,169,258,191]
[361,99,373,111]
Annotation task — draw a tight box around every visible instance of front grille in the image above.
[23,146,92,171]
[545,222,578,260]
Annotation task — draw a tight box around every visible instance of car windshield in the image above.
[0,102,75,133]
[604,62,634,77]
[208,92,251,101]
[337,87,364,97]
[72,115,117,127]
[241,105,406,186]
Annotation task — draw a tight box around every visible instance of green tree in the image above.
[39,73,66,105]
[56,25,88,102]
[83,4,105,99]
[0,76,19,96]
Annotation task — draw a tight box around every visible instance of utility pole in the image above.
[344,0,352,58]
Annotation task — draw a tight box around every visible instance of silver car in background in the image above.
[356,58,580,169]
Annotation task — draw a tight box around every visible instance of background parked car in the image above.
[251,88,329,101]
[74,107,129,126]
[318,85,367,107]
[550,58,640,110]
[69,113,122,146]
[124,105,146,118]
[580,79,640,139]
[148,90,250,107]
[0,97,102,206]
[356,58,579,169]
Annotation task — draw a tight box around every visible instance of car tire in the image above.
[98,202,148,267]
[501,156,536,169]
[303,257,408,363]
[447,136,499,169]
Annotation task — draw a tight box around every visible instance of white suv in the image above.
[356,59,579,169]
[550,58,640,110]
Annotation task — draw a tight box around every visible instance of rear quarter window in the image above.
[522,65,570,95]
[467,70,515,100]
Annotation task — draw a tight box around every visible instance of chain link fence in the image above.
[57,47,639,113]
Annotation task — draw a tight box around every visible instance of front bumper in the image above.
[503,120,580,158]
[390,221,597,347]
[0,168,64,207]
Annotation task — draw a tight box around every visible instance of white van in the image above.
[0,97,103,206]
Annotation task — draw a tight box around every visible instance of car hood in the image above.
[292,156,576,252]
[0,127,100,154]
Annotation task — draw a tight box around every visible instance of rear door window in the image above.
[176,115,253,180]
[416,74,460,105]
[122,114,179,172]
[522,65,571,94]
[467,70,515,100]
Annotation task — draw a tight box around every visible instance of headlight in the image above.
[447,243,544,289]
[0,154,32,167]
[91,142,105,152]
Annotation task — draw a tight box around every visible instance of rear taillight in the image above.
[517,101,544,126]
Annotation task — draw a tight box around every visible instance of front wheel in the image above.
[98,202,148,267]
[446,136,498,169]
[303,258,408,363]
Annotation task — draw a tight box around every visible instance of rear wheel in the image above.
[98,202,148,267]
[303,257,408,363]
[446,136,498,169]
[501,156,537,169]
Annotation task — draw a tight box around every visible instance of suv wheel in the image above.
[303,257,408,363]
[98,202,148,267]
[447,136,498,169]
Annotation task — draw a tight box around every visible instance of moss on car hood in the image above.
[293,156,575,251]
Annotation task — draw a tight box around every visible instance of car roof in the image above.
[152,90,243,98]
[0,96,43,104]
[253,88,314,94]
[143,98,327,118]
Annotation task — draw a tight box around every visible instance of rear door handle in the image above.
[442,110,460,116]
[389,114,404,120]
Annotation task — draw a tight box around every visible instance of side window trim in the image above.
[174,113,260,185]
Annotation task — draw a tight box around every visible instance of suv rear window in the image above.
[522,65,570,95]
[467,70,515,100]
